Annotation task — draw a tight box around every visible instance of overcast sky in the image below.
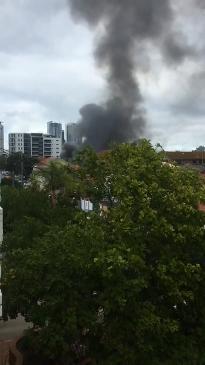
[0,0,205,150]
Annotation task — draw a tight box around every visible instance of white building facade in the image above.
[9,133,25,154]
[9,133,31,156]
[43,136,62,158]
[9,133,62,158]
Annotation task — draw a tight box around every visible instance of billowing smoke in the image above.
[67,0,194,151]
[61,143,76,160]
[78,99,145,151]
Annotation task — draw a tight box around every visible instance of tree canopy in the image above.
[2,140,205,365]
[0,152,38,178]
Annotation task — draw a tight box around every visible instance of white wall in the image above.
[51,138,62,158]
[9,133,24,154]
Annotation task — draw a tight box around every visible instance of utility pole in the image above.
[21,154,24,187]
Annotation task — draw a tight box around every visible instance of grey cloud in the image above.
[0,0,67,54]
[161,33,196,64]
[197,0,205,8]
[168,68,205,118]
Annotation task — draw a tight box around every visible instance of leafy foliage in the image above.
[2,141,205,364]
[0,152,38,178]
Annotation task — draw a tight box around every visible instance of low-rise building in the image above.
[31,133,43,158]
[9,133,62,158]
[9,133,31,156]
[43,135,62,158]
[165,151,205,166]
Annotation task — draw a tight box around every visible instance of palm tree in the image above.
[34,160,71,208]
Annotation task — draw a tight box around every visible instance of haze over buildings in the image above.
[0,1,205,150]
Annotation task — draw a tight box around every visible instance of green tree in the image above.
[3,141,205,364]
[32,159,84,212]
[6,153,38,179]
[196,146,205,152]
[32,160,77,208]
[0,154,8,170]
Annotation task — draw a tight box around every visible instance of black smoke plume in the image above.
[67,0,194,151]
[61,143,76,160]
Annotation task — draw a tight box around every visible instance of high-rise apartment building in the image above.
[47,121,62,139]
[66,123,81,146]
[0,122,4,155]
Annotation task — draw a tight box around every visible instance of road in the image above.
[0,316,31,364]
[0,315,30,340]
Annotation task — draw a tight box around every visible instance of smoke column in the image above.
[67,0,193,151]
[61,143,76,160]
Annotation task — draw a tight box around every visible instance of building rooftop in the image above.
[166,151,205,161]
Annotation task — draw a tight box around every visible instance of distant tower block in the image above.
[66,123,82,146]
[47,121,63,139]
